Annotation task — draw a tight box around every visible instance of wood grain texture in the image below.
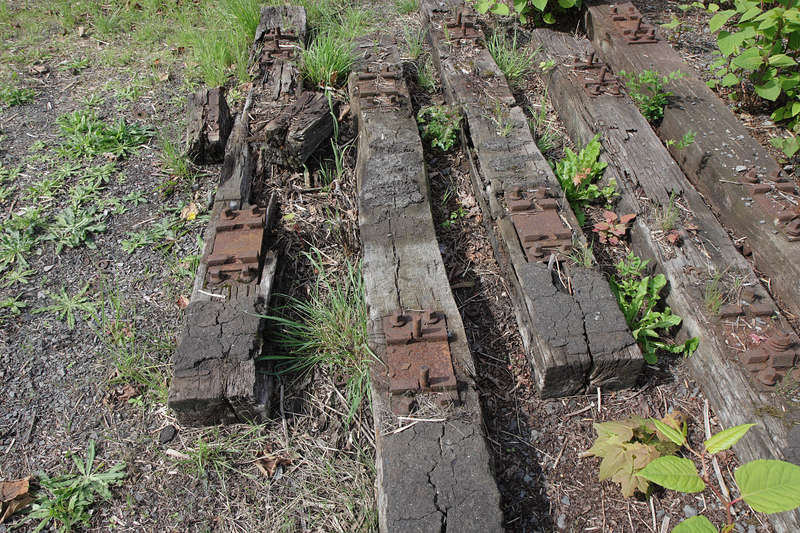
[423,0,642,397]
[532,28,800,529]
[185,87,233,164]
[350,37,503,533]
[585,1,800,320]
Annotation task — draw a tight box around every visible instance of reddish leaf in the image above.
[619,213,637,224]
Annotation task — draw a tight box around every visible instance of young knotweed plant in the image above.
[637,422,800,532]
[592,210,636,245]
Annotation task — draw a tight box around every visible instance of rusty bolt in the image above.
[608,83,621,96]
[610,6,618,15]
[785,219,800,237]
[412,315,422,339]
[426,309,440,324]
[599,65,608,83]
[510,186,523,200]
[392,310,406,327]
[420,365,430,389]
[768,333,793,352]
[586,51,595,66]
[757,367,778,386]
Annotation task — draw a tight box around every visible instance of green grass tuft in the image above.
[488,30,535,87]
[301,32,355,88]
[263,249,371,422]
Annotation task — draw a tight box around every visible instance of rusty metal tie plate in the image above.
[506,187,572,261]
[740,332,800,386]
[261,27,299,62]
[355,66,408,110]
[610,3,658,44]
[382,309,457,399]
[206,207,266,285]
[445,6,482,41]
[739,168,800,242]
[572,52,624,97]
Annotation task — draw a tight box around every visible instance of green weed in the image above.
[24,440,126,533]
[417,105,462,152]
[33,284,98,330]
[0,295,27,317]
[0,82,35,106]
[610,252,698,363]
[56,109,153,159]
[620,69,684,123]
[554,134,616,224]
[44,207,107,253]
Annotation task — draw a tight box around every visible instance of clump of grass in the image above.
[656,191,679,232]
[396,0,420,14]
[56,109,153,159]
[403,26,424,60]
[487,30,535,87]
[263,249,371,421]
[705,273,723,316]
[301,32,355,88]
[416,55,437,92]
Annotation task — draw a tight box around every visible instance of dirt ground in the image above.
[0,1,796,532]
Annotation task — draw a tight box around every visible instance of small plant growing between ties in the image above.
[620,69,685,123]
[586,415,800,531]
[554,134,617,224]
[476,0,582,25]
[582,411,686,497]
[593,210,636,245]
[417,105,462,152]
[666,130,696,150]
[705,273,723,316]
[487,30,534,87]
[610,252,698,363]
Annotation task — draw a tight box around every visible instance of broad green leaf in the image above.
[671,515,718,533]
[491,3,510,15]
[735,459,800,513]
[732,47,763,69]
[709,10,736,32]
[531,0,548,11]
[769,54,797,68]
[514,0,527,12]
[651,418,686,446]
[476,0,492,13]
[755,78,781,101]
[543,12,556,24]
[707,3,719,13]
[721,72,740,87]
[704,424,755,454]
[739,5,761,22]
[638,456,706,493]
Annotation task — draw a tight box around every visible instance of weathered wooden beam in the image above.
[168,6,310,426]
[585,1,800,319]
[349,37,503,533]
[423,0,643,397]
[532,27,800,529]
[185,87,233,164]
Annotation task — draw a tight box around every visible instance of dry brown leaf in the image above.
[255,451,291,478]
[176,295,190,310]
[77,26,86,37]
[0,477,33,524]
[166,449,191,461]
[180,202,198,221]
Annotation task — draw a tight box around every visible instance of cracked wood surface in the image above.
[585,1,800,319]
[533,28,800,529]
[423,0,642,397]
[349,37,503,533]
[168,6,306,425]
[185,86,233,164]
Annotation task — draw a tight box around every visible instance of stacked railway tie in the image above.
[585,2,800,319]
[531,29,800,530]
[168,6,335,426]
[348,36,504,532]
[422,0,644,398]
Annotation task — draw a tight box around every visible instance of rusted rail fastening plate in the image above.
[445,6,482,41]
[571,52,624,97]
[382,309,458,414]
[740,332,800,386]
[354,66,409,112]
[260,27,300,62]
[506,186,572,261]
[206,207,266,285]
[610,3,658,44]
[739,168,800,242]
